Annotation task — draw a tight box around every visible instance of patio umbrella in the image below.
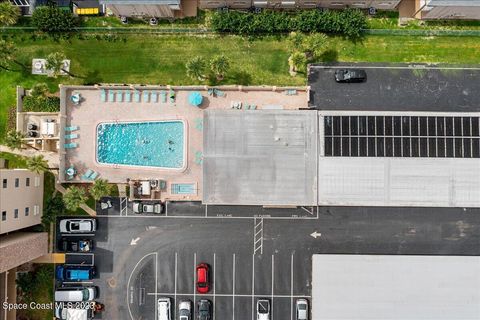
[188,91,203,106]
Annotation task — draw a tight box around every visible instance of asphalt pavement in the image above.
[90,203,480,320]
[308,63,480,112]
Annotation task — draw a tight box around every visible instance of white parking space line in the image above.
[290,254,294,320]
[174,252,178,320]
[155,252,158,320]
[232,253,236,320]
[99,215,319,220]
[147,293,311,298]
[271,254,274,320]
[63,281,93,285]
[251,254,255,320]
[213,253,216,320]
[127,252,157,320]
[193,253,197,315]
[311,65,480,70]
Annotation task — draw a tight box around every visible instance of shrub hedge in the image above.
[31,5,76,33]
[23,96,60,112]
[209,9,367,37]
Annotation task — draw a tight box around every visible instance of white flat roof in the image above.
[312,255,480,320]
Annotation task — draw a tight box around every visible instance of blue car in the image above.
[56,265,96,281]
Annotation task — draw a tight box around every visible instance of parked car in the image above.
[55,287,97,302]
[132,201,164,214]
[334,69,367,83]
[296,299,308,320]
[158,297,171,320]
[56,265,96,281]
[257,299,270,320]
[59,238,93,252]
[178,300,192,320]
[197,299,211,320]
[196,263,210,294]
[59,218,96,233]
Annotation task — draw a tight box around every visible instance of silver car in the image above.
[178,300,191,320]
[256,299,270,320]
[59,219,96,233]
[296,299,308,320]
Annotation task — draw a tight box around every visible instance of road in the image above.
[89,203,480,320]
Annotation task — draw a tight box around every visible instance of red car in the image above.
[196,263,210,294]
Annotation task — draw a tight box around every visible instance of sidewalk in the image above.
[0,145,60,168]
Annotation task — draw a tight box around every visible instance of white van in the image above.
[55,287,97,302]
[158,297,171,320]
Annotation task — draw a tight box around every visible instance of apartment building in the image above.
[0,167,47,320]
[0,169,44,235]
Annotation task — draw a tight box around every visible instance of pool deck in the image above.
[60,85,307,202]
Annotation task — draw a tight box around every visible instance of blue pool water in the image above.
[96,121,185,168]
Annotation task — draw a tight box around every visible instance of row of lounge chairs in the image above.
[64,126,79,149]
[100,89,175,104]
[81,169,99,181]
[207,88,226,97]
[231,101,257,110]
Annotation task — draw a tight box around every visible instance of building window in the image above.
[2,179,7,188]
[14,209,19,218]
[34,205,40,216]
[1,211,6,221]
[34,177,40,187]
[15,178,19,187]
[26,177,30,187]
[25,207,29,216]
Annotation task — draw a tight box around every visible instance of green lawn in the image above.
[2,33,480,140]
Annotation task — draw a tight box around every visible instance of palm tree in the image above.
[45,52,67,78]
[288,51,307,76]
[303,33,327,61]
[0,40,25,72]
[89,179,112,201]
[63,186,87,212]
[4,130,25,150]
[287,32,305,52]
[30,83,50,99]
[26,155,49,174]
[0,2,20,27]
[186,56,206,81]
[210,55,230,81]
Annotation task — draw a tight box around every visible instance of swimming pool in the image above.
[96,121,186,169]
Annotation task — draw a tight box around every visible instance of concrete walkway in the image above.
[0,145,60,168]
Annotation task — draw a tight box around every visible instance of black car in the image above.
[197,299,211,320]
[334,69,367,83]
[59,238,93,252]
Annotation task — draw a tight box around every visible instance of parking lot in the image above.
[308,64,480,112]
[85,201,480,320]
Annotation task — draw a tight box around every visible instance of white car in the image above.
[256,299,270,320]
[132,201,163,214]
[59,219,96,233]
[158,297,171,320]
[178,300,191,320]
[296,299,308,320]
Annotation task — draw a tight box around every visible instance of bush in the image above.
[32,6,76,33]
[23,96,60,112]
[209,9,367,37]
